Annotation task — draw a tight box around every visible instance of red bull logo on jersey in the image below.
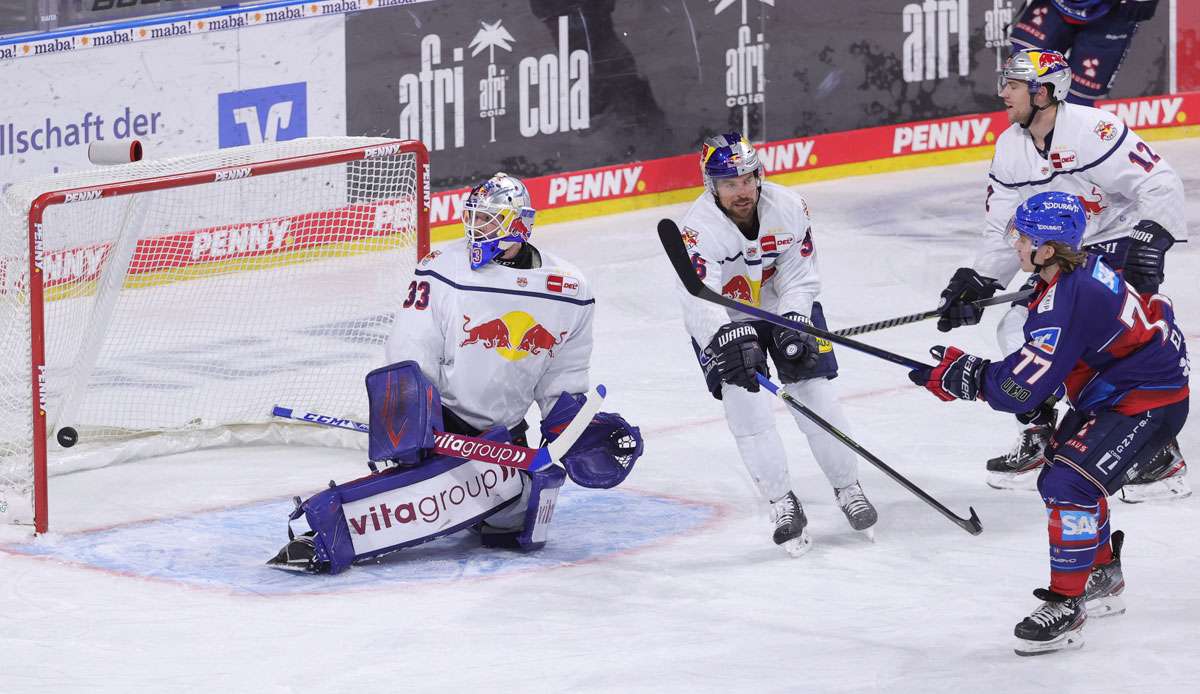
[722,275,760,305]
[460,311,566,360]
[1077,188,1106,216]
[1093,121,1117,141]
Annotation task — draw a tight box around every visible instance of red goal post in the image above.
[2,138,430,534]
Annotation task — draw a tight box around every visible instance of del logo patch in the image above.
[1029,326,1062,355]
[1050,150,1076,169]
[546,274,579,296]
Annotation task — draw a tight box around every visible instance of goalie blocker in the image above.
[270,361,643,574]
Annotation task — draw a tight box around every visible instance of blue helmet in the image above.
[700,132,762,194]
[1008,191,1086,250]
[461,172,536,270]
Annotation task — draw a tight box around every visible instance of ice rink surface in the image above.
[2,139,1198,693]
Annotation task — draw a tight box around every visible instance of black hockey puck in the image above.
[56,426,78,448]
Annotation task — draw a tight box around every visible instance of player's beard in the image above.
[1005,101,1032,125]
[725,193,758,225]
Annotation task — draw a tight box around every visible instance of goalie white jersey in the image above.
[976,102,1186,285]
[676,181,821,346]
[385,240,594,432]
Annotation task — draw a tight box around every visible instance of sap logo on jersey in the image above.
[1029,326,1061,355]
[217,82,307,148]
[1058,510,1099,540]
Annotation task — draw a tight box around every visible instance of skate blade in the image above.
[1013,627,1085,656]
[987,470,1040,491]
[857,526,876,543]
[1085,595,1126,619]
[779,532,814,558]
[1118,476,1192,504]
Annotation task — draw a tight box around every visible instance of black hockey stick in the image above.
[658,218,930,371]
[756,374,983,535]
[833,288,1036,337]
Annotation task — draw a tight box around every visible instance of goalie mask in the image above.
[462,172,536,270]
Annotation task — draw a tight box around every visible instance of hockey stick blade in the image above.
[834,288,1037,337]
[756,375,983,535]
[658,219,930,371]
[270,404,588,472]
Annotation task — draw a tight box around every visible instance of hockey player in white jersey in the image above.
[268,173,643,573]
[934,49,1189,501]
[674,133,877,557]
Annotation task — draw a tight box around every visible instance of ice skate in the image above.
[1083,530,1126,618]
[834,481,878,539]
[1118,440,1190,504]
[771,491,813,557]
[986,420,1054,491]
[266,533,329,574]
[1013,588,1086,656]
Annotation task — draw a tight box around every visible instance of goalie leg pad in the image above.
[286,429,525,574]
[365,360,444,465]
[480,464,567,551]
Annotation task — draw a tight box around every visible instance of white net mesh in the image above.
[0,138,426,529]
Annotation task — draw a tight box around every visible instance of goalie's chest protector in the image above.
[416,241,594,423]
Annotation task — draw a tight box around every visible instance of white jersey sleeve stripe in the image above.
[989,125,1128,188]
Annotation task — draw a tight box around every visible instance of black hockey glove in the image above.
[704,322,768,394]
[1123,220,1175,294]
[773,312,821,371]
[1016,395,1058,426]
[936,267,1003,333]
[908,346,988,402]
[1120,0,1159,22]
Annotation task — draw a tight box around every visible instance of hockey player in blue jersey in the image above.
[910,191,1189,656]
[1010,1,1160,105]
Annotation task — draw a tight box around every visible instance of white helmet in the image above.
[998,49,1073,102]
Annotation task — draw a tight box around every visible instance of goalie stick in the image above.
[755,373,983,535]
[657,219,930,371]
[833,288,1036,337]
[271,384,606,472]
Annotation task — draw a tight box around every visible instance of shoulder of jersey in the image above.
[1059,102,1126,152]
[537,251,594,301]
[418,239,466,275]
[760,181,808,215]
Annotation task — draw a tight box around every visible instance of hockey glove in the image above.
[936,267,1003,332]
[908,346,988,402]
[1123,220,1175,294]
[773,312,821,370]
[704,322,768,393]
[1016,395,1058,427]
[1120,0,1159,22]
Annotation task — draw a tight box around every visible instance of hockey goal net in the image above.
[0,138,429,533]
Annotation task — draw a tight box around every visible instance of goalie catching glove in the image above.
[541,391,644,488]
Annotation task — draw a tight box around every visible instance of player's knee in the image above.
[1037,462,1102,507]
